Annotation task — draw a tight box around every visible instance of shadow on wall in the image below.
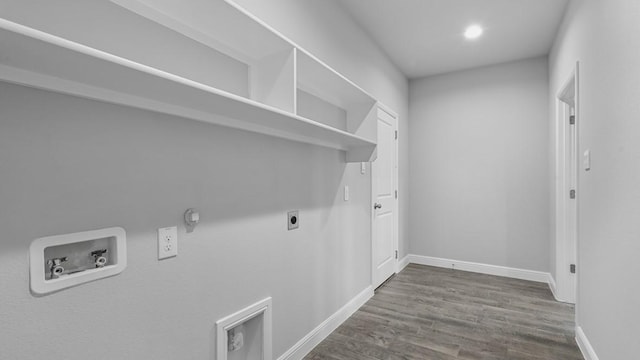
[0,82,353,252]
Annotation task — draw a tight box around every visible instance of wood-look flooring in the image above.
[305,264,583,360]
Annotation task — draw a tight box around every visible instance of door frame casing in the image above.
[370,102,399,287]
[554,61,579,305]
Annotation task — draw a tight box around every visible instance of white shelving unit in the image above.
[0,0,378,161]
[111,0,297,114]
[296,50,378,161]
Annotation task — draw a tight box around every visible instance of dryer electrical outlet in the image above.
[158,226,178,259]
[287,211,299,230]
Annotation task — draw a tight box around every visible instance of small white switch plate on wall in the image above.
[344,185,350,201]
[584,149,591,171]
[158,226,178,259]
[360,162,366,174]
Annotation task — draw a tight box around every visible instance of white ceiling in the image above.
[337,0,569,79]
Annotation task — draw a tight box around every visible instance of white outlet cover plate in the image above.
[158,226,178,259]
[29,227,127,295]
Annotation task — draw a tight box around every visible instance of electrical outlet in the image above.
[158,226,178,259]
[287,211,299,230]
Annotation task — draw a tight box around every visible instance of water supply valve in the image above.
[91,249,108,268]
[47,257,68,279]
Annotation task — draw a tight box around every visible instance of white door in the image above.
[372,107,397,289]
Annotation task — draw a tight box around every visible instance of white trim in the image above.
[407,255,550,283]
[390,104,399,284]
[547,274,561,301]
[553,61,579,304]
[216,297,272,360]
[576,326,600,360]
[277,286,373,360]
[574,61,581,319]
[397,255,411,273]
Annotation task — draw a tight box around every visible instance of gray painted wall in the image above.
[550,0,640,358]
[409,57,550,272]
[0,0,408,359]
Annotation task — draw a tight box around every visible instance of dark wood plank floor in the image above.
[305,264,583,360]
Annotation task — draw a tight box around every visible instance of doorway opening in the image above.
[554,62,579,304]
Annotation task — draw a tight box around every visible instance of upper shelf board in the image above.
[296,50,376,111]
[110,0,293,65]
[0,19,376,160]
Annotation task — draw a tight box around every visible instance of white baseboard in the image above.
[407,255,550,283]
[548,274,560,300]
[576,326,600,360]
[397,255,410,273]
[277,285,374,360]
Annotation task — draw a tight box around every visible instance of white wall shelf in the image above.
[296,50,378,161]
[0,0,378,162]
[296,50,376,117]
[110,0,298,114]
[112,0,292,67]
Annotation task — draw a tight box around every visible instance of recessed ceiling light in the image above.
[464,25,484,40]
